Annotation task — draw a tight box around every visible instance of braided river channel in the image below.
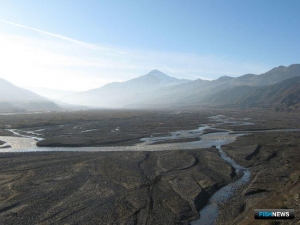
[1,115,299,224]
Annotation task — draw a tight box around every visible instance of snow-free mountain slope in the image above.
[58,64,300,110]
[123,64,300,109]
[0,78,47,102]
[235,76,300,110]
[60,70,190,108]
[0,78,60,112]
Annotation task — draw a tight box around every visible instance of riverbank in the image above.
[0,148,234,225]
[2,109,299,148]
[0,109,212,147]
[0,109,299,224]
[217,131,300,224]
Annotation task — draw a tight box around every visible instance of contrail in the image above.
[0,19,95,48]
[0,19,105,51]
[0,19,129,55]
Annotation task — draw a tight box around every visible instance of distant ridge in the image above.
[0,78,46,102]
[126,64,300,109]
[58,64,300,111]
[60,70,190,108]
[235,76,300,111]
[0,78,60,113]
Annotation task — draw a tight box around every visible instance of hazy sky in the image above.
[0,0,299,91]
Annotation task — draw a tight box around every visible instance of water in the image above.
[8,129,44,141]
[140,125,209,145]
[0,136,37,150]
[0,130,241,152]
[2,115,298,153]
[0,118,250,224]
[190,146,250,225]
[0,115,299,224]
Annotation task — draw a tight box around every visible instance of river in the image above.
[0,115,299,224]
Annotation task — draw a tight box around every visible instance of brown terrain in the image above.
[0,148,233,225]
[0,109,299,224]
[218,131,300,225]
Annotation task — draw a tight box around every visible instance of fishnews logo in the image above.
[254,209,295,219]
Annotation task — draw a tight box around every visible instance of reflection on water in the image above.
[8,129,44,141]
[140,126,209,145]
[1,114,299,224]
[0,128,244,153]
[0,136,37,150]
[190,146,250,225]
[0,118,250,225]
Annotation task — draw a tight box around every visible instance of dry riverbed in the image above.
[0,109,299,224]
[0,148,233,225]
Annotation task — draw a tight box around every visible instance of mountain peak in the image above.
[267,65,286,73]
[147,69,167,76]
[216,75,234,81]
[149,69,161,73]
[144,70,178,82]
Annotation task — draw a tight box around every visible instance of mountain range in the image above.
[59,64,300,111]
[1,64,299,112]
[234,75,300,111]
[60,70,190,108]
[0,78,59,113]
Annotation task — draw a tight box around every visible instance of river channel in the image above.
[0,115,299,224]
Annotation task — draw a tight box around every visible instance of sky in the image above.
[0,0,299,91]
